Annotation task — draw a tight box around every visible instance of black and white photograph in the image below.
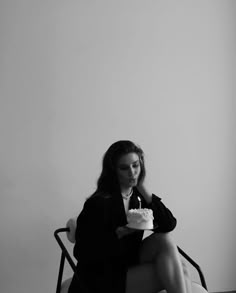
[0,1,235,293]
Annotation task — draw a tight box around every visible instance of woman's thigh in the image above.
[126,263,164,293]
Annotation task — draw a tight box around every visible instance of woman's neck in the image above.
[121,187,132,195]
[120,187,133,199]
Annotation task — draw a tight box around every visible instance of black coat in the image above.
[68,188,177,293]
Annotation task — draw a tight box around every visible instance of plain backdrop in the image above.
[0,1,235,293]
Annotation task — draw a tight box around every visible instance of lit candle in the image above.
[137,196,141,209]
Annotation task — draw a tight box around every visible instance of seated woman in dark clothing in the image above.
[69,140,192,293]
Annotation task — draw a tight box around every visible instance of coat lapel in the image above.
[129,189,141,209]
[111,191,127,228]
[110,188,142,229]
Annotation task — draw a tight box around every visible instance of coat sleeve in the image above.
[72,196,126,293]
[146,194,177,232]
[73,196,118,264]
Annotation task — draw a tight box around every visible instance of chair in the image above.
[54,218,208,293]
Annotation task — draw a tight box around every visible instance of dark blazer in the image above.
[68,188,177,293]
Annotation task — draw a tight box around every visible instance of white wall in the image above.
[0,1,235,293]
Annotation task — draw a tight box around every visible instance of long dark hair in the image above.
[93,140,145,195]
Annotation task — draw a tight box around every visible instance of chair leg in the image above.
[56,252,66,293]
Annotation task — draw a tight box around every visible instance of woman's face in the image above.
[116,152,141,190]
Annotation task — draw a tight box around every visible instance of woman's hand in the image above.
[116,226,137,239]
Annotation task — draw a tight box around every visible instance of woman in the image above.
[68,140,191,293]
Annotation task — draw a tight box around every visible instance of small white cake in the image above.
[127,208,154,230]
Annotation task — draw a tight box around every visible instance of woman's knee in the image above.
[140,232,177,263]
[151,232,177,253]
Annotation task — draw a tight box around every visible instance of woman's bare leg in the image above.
[139,232,190,293]
[126,262,164,293]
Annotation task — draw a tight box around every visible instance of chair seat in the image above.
[60,277,207,293]
[61,277,72,293]
[66,218,77,243]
